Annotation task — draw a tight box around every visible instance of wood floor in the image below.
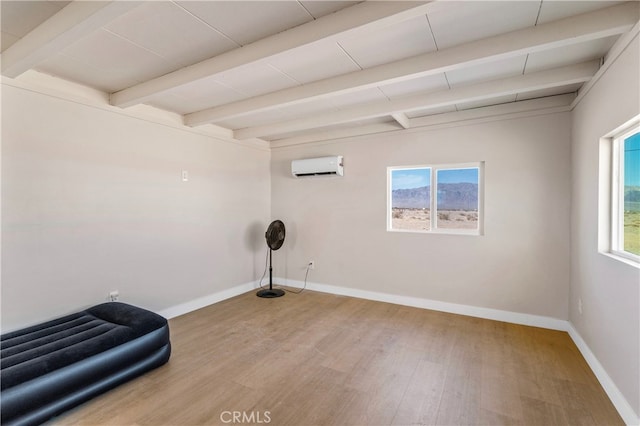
[55,289,623,426]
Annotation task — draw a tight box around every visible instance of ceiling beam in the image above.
[270,94,575,147]
[391,113,411,129]
[234,61,598,140]
[571,19,640,110]
[270,122,403,148]
[110,1,435,108]
[185,1,638,127]
[1,1,141,78]
[409,93,575,129]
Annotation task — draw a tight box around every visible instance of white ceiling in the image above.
[1,0,638,145]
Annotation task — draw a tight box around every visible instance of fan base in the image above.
[256,288,285,298]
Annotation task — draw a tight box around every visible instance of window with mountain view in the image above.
[436,168,479,231]
[388,163,483,235]
[390,167,432,231]
[613,125,640,260]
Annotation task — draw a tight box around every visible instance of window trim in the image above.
[611,122,640,264]
[598,114,640,268]
[387,162,484,236]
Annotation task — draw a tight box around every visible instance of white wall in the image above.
[571,33,640,418]
[1,37,635,421]
[271,112,571,320]
[1,83,271,331]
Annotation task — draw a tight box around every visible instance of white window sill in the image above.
[600,251,640,269]
[387,228,481,236]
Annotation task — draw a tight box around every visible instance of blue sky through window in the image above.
[391,167,479,190]
[625,131,640,187]
[391,168,430,190]
[437,168,478,184]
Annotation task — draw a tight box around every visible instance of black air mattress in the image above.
[1,302,171,426]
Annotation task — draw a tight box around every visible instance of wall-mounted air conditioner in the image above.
[291,156,343,178]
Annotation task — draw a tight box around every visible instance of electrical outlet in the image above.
[578,298,583,315]
[109,290,119,302]
[308,260,315,270]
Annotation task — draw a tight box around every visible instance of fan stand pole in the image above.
[268,248,273,290]
[257,249,285,298]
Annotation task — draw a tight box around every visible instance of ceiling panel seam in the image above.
[170,1,241,48]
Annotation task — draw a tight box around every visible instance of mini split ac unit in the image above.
[291,156,343,178]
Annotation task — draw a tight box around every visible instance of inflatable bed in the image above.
[1,302,171,426]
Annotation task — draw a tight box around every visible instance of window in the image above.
[388,162,483,235]
[612,124,640,262]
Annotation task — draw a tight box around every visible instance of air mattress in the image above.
[1,302,171,426]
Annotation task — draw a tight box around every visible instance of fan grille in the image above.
[265,220,285,250]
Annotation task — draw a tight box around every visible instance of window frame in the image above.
[611,122,640,264]
[387,162,484,236]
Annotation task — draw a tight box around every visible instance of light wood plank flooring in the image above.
[55,289,623,425]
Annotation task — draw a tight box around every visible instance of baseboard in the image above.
[567,324,640,426]
[156,280,257,319]
[275,277,569,331]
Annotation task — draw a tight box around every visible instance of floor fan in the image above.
[257,220,286,298]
